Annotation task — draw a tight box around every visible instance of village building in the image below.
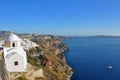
[4,33,27,72]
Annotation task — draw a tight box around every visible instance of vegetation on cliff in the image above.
[26,36,72,80]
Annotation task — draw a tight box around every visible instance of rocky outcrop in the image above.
[0,53,8,80]
[33,37,72,80]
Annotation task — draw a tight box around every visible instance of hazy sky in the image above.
[0,0,120,36]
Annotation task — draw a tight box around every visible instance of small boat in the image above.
[107,66,112,69]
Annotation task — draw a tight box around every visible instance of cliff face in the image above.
[0,32,73,80]
[28,38,72,80]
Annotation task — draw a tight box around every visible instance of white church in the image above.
[4,33,27,72]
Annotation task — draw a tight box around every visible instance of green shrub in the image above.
[16,77,27,80]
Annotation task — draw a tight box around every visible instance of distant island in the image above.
[63,35,120,39]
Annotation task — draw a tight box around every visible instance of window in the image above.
[14,61,18,66]
[12,43,15,47]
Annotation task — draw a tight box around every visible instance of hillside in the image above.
[0,31,73,80]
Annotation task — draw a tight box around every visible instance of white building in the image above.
[4,33,27,72]
[21,39,39,51]
[0,40,5,47]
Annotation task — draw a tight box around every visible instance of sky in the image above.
[0,0,120,36]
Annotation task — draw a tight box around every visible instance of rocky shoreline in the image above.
[67,72,73,80]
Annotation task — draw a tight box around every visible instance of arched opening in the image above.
[12,43,15,47]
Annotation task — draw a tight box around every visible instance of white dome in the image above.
[6,33,20,41]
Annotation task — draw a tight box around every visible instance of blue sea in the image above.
[64,38,120,80]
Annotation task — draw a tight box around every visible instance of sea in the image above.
[64,38,120,80]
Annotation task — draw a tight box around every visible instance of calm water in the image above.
[64,38,120,80]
